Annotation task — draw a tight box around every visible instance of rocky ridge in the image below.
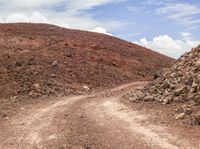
[126,45,200,125]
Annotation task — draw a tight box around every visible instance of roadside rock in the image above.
[126,45,200,125]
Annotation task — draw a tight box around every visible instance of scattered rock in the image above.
[78,113,84,118]
[162,98,170,104]
[144,95,154,101]
[174,86,186,96]
[20,122,25,125]
[52,61,58,66]
[192,111,200,124]
[83,86,90,91]
[175,113,186,120]
[129,97,137,102]
[33,83,40,89]
[195,60,200,67]
[51,74,56,78]
[176,106,193,115]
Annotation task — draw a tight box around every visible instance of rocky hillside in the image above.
[0,23,173,117]
[126,45,200,125]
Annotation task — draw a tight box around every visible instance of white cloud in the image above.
[0,0,64,8]
[0,0,125,9]
[181,32,192,40]
[156,3,200,28]
[126,6,138,13]
[134,34,200,58]
[4,12,50,24]
[156,3,200,15]
[181,32,191,38]
[142,0,173,5]
[0,0,127,33]
[67,0,126,11]
[2,12,72,29]
[0,11,126,34]
[143,1,200,29]
[90,27,112,36]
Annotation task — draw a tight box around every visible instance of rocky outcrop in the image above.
[126,45,200,125]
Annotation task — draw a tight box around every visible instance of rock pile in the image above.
[126,45,200,124]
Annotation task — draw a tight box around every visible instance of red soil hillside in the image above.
[0,23,173,103]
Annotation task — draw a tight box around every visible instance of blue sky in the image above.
[0,0,199,58]
[93,0,200,40]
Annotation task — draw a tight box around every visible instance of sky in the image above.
[0,0,200,58]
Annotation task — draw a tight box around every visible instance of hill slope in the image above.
[0,23,173,112]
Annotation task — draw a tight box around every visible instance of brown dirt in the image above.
[0,23,173,118]
[0,82,199,149]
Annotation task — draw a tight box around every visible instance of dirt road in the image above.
[0,82,200,149]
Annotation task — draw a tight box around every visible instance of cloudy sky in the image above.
[0,0,200,58]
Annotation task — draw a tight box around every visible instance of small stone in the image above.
[163,98,170,104]
[83,86,90,91]
[176,106,192,114]
[170,73,176,78]
[192,82,198,88]
[78,114,84,118]
[51,74,56,78]
[33,83,40,88]
[12,96,17,100]
[195,60,200,67]
[184,108,193,114]
[190,88,197,93]
[136,91,145,99]
[52,61,58,66]
[144,95,154,101]
[77,90,82,94]
[174,86,186,96]
[192,111,200,124]
[175,113,186,120]
[129,97,137,102]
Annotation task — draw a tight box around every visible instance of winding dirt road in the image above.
[0,82,200,149]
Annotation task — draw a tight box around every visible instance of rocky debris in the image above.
[126,45,200,125]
